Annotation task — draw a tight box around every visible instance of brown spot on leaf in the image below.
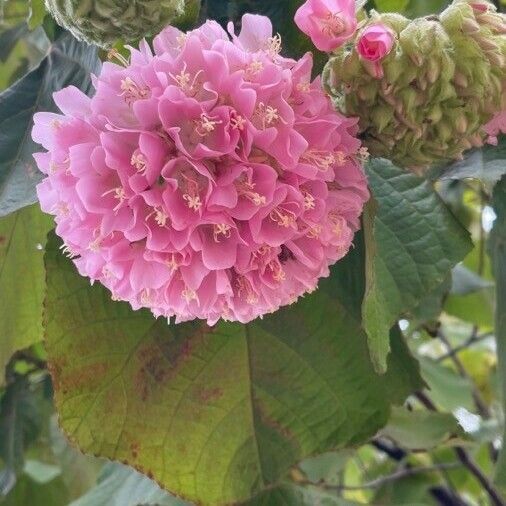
[0,236,5,245]
[130,441,139,459]
[134,324,214,402]
[198,387,223,403]
[59,361,109,393]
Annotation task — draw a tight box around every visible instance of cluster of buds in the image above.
[324,0,506,171]
[44,0,185,48]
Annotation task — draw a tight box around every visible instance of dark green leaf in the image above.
[44,231,421,505]
[0,376,43,493]
[0,31,100,216]
[488,176,506,492]
[363,158,473,372]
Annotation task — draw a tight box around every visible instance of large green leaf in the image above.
[489,176,506,494]
[0,204,52,385]
[0,31,100,216]
[363,159,473,372]
[44,231,421,506]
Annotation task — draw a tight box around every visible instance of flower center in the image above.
[236,178,266,206]
[303,190,316,210]
[169,63,204,96]
[131,152,148,174]
[255,102,283,129]
[195,113,222,137]
[237,276,259,305]
[166,254,179,272]
[270,206,297,228]
[102,186,128,212]
[328,211,345,236]
[213,223,232,243]
[230,113,247,131]
[264,34,282,58]
[306,224,322,239]
[146,207,169,227]
[181,173,203,212]
[320,11,347,37]
[120,77,149,105]
[181,286,198,303]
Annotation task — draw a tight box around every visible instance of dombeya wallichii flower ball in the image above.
[44,0,185,48]
[32,15,369,325]
[324,0,506,171]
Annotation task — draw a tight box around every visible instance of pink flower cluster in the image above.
[32,14,369,324]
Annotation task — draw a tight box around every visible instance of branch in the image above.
[437,329,491,419]
[437,331,494,362]
[297,463,462,492]
[416,392,506,506]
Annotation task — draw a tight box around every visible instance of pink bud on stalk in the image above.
[356,23,396,79]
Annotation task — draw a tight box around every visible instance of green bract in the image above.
[44,0,185,48]
[324,0,506,171]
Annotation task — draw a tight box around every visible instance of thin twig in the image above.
[298,463,462,491]
[437,331,494,362]
[416,392,506,506]
[437,329,491,418]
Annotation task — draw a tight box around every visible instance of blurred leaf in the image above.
[174,0,201,30]
[49,419,101,501]
[404,0,450,17]
[28,0,46,29]
[0,376,43,495]
[446,264,495,327]
[2,473,68,506]
[0,30,100,216]
[70,463,187,506]
[380,406,464,450]
[488,176,506,493]
[363,158,473,372]
[44,230,421,505]
[24,459,61,484]
[420,358,475,412]
[451,265,494,296]
[0,204,52,386]
[298,451,351,485]
[246,483,361,505]
[0,0,30,26]
[445,290,495,328]
[374,0,409,12]
[439,138,506,187]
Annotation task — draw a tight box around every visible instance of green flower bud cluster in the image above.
[45,0,185,48]
[324,0,506,171]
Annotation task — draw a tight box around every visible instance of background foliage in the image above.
[0,0,506,505]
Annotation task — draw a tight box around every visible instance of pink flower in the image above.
[356,23,395,79]
[294,0,357,52]
[32,14,368,325]
[357,23,395,62]
[483,110,506,145]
